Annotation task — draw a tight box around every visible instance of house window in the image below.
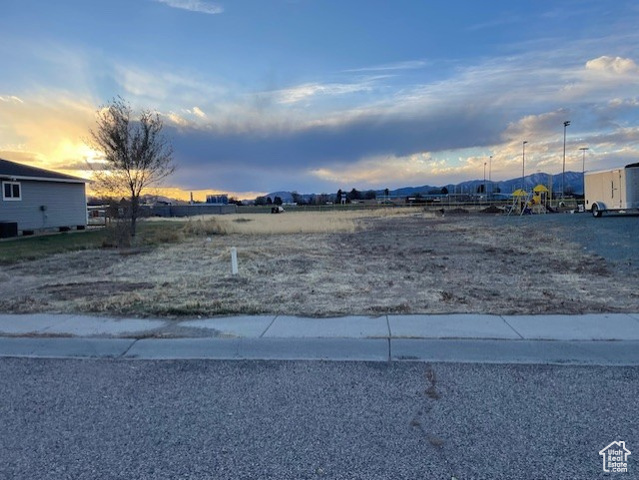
[2,181,21,201]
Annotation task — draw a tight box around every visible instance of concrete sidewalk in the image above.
[2,312,639,340]
[1,312,639,364]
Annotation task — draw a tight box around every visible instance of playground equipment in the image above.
[531,185,550,214]
[508,185,551,216]
[507,189,529,216]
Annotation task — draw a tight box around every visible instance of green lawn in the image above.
[0,229,107,264]
[0,220,187,264]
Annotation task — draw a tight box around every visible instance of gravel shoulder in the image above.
[1,359,636,479]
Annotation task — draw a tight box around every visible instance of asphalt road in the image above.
[1,359,637,479]
[494,212,639,273]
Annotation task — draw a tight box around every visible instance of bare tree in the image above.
[89,97,175,237]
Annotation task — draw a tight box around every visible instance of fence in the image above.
[141,204,237,217]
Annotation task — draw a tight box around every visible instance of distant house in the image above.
[206,194,229,205]
[0,158,87,236]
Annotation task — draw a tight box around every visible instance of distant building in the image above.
[0,158,87,236]
[206,194,229,205]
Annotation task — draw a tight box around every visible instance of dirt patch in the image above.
[1,212,637,317]
[481,205,503,214]
[39,281,155,301]
[442,208,469,215]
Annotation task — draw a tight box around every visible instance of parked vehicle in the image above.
[584,163,639,217]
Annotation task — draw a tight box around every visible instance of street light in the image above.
[562,120,571,199]
[483,162,487,201]
[522,141,528,191]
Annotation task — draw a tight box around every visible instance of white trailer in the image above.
[584,163,639,217]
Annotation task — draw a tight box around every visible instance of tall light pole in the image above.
[562,120,571,199]
[522,141,528,191]
[580,146,589,196]
[483,162,487,201]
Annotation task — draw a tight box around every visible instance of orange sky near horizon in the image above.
[3,2,639,199]
[0,95,265,201]
[0,158,264,202]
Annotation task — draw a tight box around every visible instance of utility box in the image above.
[0,221,18,238]
[585,163,639,217]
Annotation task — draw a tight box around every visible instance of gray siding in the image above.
[0,180,86,231]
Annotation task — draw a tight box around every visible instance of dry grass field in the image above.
[1,208,638,318]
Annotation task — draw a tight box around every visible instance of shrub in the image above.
[102,219,132,248]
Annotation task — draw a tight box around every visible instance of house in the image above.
[0,158,88,236]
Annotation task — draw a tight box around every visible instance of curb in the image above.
[2,337,639,366]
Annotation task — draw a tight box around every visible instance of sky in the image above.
[1,0,639,200]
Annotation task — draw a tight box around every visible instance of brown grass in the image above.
[159,208,426,236]
[1,210,638,318]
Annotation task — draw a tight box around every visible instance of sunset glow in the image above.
[2,1,639,198]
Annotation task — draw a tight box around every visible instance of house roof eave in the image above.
[0,174,88,184]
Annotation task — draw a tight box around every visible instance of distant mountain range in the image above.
[263,171,585,204]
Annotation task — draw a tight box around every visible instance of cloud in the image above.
[5,24,639,194]
[191,106,206,118]
[309,153,441,187]
[502,110,571,141]
[585,126,639,146]
[111,63,230,109]
[344,60,427,73]
[0,92,98,174]
[608,98,639,108]
[144,40,639,191]
[0,95,24,103]
[162,100,504,190]
[273,81,376,105]
[154,0,223,15]
[114,66,168,99]
[585,56,638,74]
[167,112,189,126]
